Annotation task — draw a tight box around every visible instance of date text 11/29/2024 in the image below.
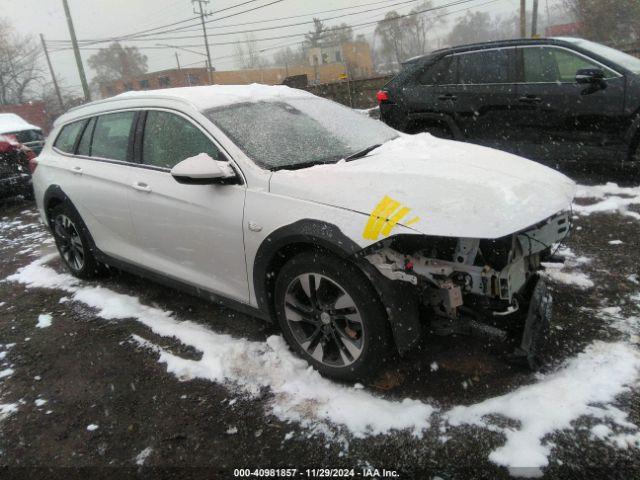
[233,468,400,478]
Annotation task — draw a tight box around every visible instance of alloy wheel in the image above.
[283,273,365,367]
[54,214,85,272]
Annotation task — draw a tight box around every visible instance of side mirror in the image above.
[575,68,605,84]
[170,153,237,185]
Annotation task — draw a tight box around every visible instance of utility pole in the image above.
[531,0,539,37]
[520,0,527,38]
[175,52,181,70]
[192,0,213,84]
[39,34,64,109]
[61,0,91,101]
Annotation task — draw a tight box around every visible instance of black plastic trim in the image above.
[253,219,422,355]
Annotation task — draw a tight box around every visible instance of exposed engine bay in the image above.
[363,211,570,368]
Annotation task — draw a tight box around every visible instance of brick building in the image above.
[99,41,376,99]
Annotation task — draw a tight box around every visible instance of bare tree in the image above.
[563,0,640,45]
[234,34,264,69]
[272,45,306,68]
[87,42,148,86]
[375,11,407,66]
[403,1,448,58]
[0,18,44,105]
[304,18,327,48]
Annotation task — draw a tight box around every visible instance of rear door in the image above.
[400,55,459,137]
[515,45,626,166]
[445,47,520,154]
[50,112,139,260]
[127,109,249,302]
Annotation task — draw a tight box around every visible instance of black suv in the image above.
[378,37,640,169]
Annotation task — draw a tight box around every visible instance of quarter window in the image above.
[54,120,85,154]
[458,49,513,84]
[419,56,455,85]
[91,111,136,161]
[142,111,222,169]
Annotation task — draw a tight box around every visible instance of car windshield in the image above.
[204,98,398,170]
[558,37,640,74]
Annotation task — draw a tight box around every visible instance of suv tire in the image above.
[274,251,393,382]
[50,203,102,279]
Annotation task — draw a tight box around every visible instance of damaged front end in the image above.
[362,211,569,369]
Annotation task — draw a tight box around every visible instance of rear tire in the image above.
[274,251,393,382]
[50,203,102,279]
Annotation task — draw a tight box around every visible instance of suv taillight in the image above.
[376,90,389,103]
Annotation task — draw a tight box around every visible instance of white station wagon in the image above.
[32,85,575,381]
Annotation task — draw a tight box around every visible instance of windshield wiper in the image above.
[344,143,382,161]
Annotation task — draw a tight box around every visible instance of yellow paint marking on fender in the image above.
[363,195,418,240]
[405,216,420,226]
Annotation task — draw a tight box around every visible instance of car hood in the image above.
[269,134,576,239]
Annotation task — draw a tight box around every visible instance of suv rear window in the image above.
[91,112,136,161]
[54,120,85,154]
[458,49,513,84]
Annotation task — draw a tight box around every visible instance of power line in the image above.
[49,0,287,46]
[50,0,482,51]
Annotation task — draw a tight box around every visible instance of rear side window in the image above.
[458,49,513,84]
[91,111,136,161]
[418,56,455,85]
[54,120,85,153]
[142,110,222,169]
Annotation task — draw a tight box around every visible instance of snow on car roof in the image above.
[115,83,316,110]
[0,113,40,134]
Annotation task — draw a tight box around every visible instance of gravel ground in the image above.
[0,178,639,479]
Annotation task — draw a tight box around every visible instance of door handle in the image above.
[518,95,542,104]
[132,182,152,193]
[438,93,457,101]
[71,166,83,175]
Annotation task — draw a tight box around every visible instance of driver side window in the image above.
[522,46,616,83]
[142,110,223,169]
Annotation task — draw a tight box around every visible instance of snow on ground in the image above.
[541,246,594,289]
[447,342,640,475]
[86,424,99,431]
[574,183,640,220]
[6,254,640,473]
[135,446,153,466]
[35,314,52,329]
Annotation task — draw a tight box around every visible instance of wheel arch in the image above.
[43,184,72,228]
[253,220,422,355]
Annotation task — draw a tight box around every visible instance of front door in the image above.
[514,45,626,168]
[127,109,249,302]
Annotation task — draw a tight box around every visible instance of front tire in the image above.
[50,203,101,279]
[274,251,393,382]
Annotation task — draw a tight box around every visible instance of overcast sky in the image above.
[3,0,564,96]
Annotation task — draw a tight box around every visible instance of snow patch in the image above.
[447,342,640,472]
[0,368,14,379]
[86,424,98,431]
[574,183,640,220]
[36,314,52,329]
[608,240,623,245]
[135,446,153,465]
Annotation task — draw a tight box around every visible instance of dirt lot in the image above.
[1,178,639,479]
